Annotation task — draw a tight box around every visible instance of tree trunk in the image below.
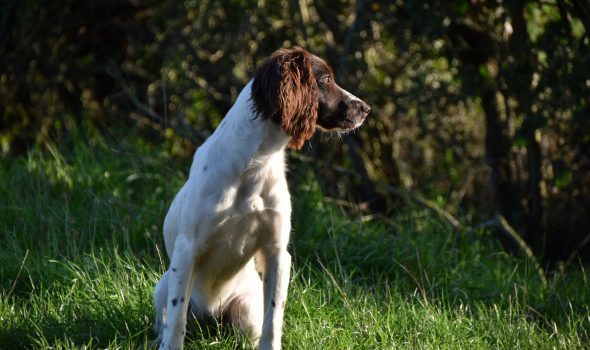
[508,0,544,248]
[481,87,525,237]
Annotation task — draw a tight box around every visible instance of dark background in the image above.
[2,0,589,266]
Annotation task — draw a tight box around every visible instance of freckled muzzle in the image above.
[316,96,371,132]
[340,97,370,130]
[348,98,371,120]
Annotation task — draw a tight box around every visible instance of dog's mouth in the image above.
[317,115,366,133]
[317,102,370,133]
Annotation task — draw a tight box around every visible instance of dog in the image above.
[153,47,370,350]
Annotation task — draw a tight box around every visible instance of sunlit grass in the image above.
[1,137,588,349]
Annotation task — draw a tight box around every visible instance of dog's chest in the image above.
[233,163,274,213]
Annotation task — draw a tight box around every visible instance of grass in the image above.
[1,135,589,349]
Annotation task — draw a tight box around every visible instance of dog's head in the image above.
[252,47,371,149]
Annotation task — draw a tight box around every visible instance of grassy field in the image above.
[1,136,589,349]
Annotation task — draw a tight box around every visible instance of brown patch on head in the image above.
[251,47,319,149]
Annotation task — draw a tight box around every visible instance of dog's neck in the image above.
[257,122,290,156]
[190,81,291,178]
[227,80,291,156]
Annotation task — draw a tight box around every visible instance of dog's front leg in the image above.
[259,210,292,350]
[159,235,199,350]
[260,249,291,350]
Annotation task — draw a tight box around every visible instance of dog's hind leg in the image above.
[226,281,264,347]
[153,270,169,342]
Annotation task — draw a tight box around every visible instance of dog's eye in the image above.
[322,76,332,84]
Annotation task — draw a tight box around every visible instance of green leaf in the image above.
[553,160,572,188]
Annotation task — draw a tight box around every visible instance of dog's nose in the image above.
[360,101,371,115]
[354,99,371,116]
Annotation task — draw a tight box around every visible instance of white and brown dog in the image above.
[153,47,370,350]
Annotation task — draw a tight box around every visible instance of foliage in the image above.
[1,0,589,262]
[1,138,588,348]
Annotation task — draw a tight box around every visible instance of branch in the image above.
[480,215,548,287]
[105,63,210,143]
[564,233,590,268]
[290,153,463,231]
[4,249,29,301]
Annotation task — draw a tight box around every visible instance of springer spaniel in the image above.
[153,47,370,350]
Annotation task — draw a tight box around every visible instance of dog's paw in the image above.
[157,334,185,350]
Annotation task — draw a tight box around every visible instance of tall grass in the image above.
[1,136,588,349]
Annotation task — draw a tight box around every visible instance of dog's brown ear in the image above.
[252,48,318,149]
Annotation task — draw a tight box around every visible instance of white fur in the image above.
[154,80,293,350]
